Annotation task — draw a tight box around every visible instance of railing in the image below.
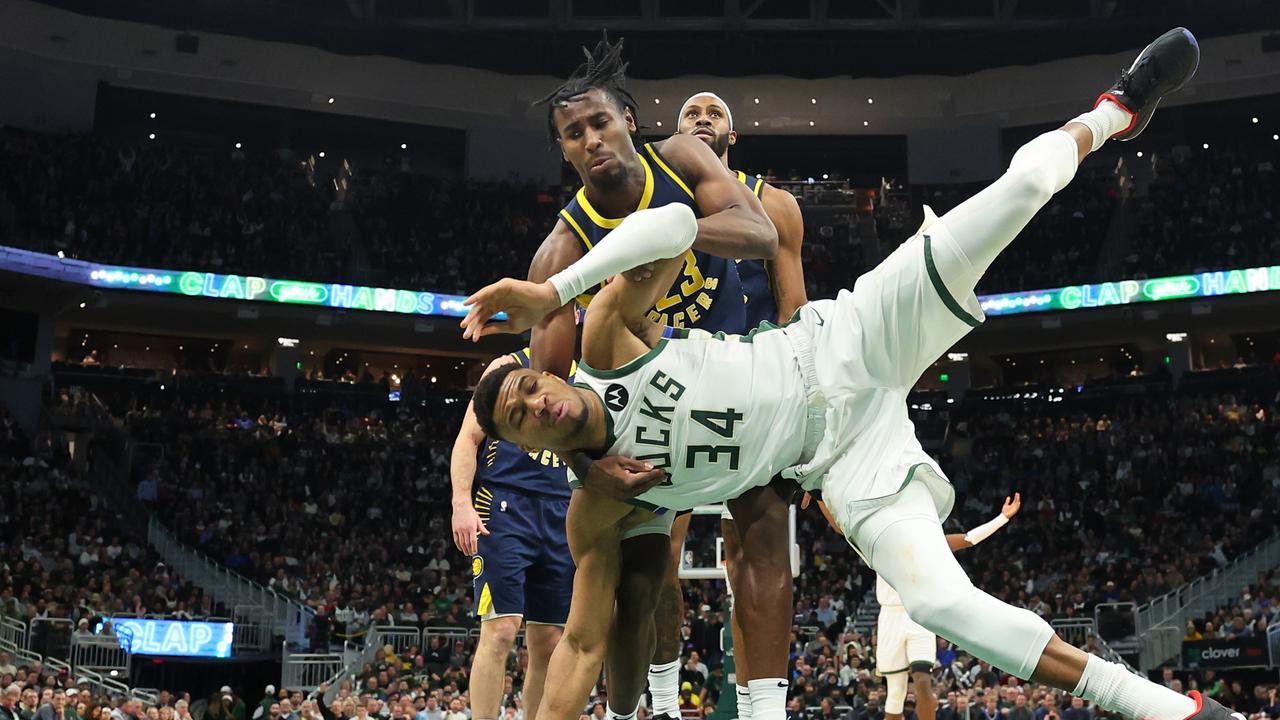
[147,517,314,646]
[1135,532,1280,669]
[1140,626,1183,671]
[0,615,27,649]
[71,634,131,677]
[28,618,74,660]
[1050,618,1095,648]
[74,667,133,702]
[1050,618,1138,673]
[375,625,423,655]
[233,606,270,653]
[1268,621,1280,668]
[281,642,346,692]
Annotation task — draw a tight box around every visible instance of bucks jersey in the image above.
[733,170,779,327]
[476,348,573,499]
[559,142,747,334]
[573,325,809,511]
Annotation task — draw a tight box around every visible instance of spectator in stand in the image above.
[2,686,20,720]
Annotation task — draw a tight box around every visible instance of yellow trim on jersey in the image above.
[644,143,695,199]
[558,209,594,250]
[477,583,493,616]
[576,154,655,228]
[734,169,764,197]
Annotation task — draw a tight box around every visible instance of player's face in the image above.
[678,96,735,158]
[555,89,637,192]
[494,368,591,451]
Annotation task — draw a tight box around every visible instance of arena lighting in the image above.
[277,337,299,347]
[946,353,969,362]
[1166,332,1188,342]
[655,121,663,127]
[110,619,233,658]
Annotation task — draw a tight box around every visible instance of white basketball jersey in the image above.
[574,327,809,511]
[876,574,904,608]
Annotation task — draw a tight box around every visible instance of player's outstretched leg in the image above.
[862,480,1243,720]
[925,27,1199,299]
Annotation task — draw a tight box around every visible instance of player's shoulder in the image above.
[651,133,713,172]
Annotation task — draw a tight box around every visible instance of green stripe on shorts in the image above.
[923,234,981,328]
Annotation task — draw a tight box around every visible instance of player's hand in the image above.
[623,262,659,282]
[460,278,560,341]
[1002,492,1022,519]
[800,492,813,509]
[451,500,489,556]
[583,455,668,500]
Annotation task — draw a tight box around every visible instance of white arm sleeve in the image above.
[963,513,1009,546]
[548,203,698,306]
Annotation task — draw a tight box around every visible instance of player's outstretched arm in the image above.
[461,204,699,342]
[946,492,1021,553]
[761,184,808,322]
[449,355,518,555]
[538,490,631,720]
[659,133,778,260]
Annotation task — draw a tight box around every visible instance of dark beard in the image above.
[591,162,628,193]
[709,134,729,158]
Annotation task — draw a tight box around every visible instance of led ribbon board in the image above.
[0,245,475,318]
[111,619,234,658]
[3,244,1277,319]
[977,265,1280,317]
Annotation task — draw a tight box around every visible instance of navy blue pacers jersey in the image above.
[733,170,779,327]
[471,348,575,623]
[559,142,747,334]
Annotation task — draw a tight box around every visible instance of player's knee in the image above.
[1003,160,1057,207]
[479,616,521,650]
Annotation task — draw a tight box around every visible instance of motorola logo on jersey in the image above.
[605,384,629,411]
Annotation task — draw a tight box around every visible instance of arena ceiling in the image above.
[30,0,1278,79]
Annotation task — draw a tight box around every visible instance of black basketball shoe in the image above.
[1096,27,1200,141]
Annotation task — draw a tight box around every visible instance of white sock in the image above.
[606,704,638,720]
[746,678,787,720]
[647,661,680,717]
[1070,99,1135,151]
[1072,654,1195,720]
[735,686,752,720]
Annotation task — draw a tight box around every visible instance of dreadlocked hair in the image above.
[536,34,640,144]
